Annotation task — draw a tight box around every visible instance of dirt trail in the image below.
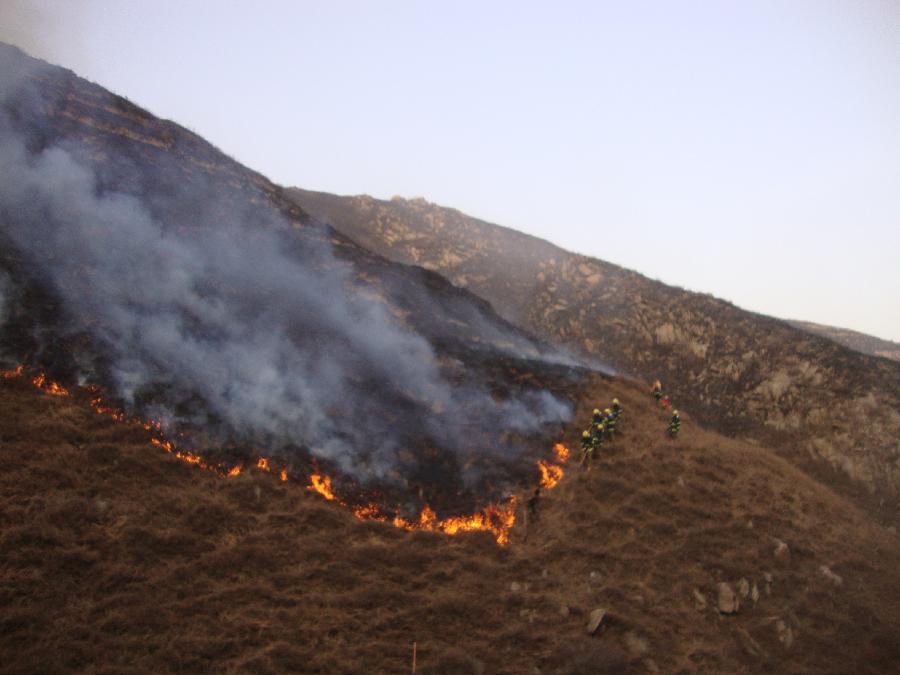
[2,375,899,674]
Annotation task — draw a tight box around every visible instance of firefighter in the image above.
[651,380,663,403]
[580,429,602,468]
[604,407,616,437]
[668,410,681,438]
[580,430,593,466]
[591,409,607,436]
[660,395,671,411]
[611,398,622,421]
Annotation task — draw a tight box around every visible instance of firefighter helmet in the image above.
[612,398,619,405]
[582,430,590,438]
[673,410,679,416]
[604,408,612,415]
[593,408,600,415]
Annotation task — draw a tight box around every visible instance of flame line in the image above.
[3,365,572,545]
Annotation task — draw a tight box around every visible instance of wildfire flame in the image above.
[538,460,564,489]
[309,474,336,501]
[2,364,574,546]
[32,373,69,396]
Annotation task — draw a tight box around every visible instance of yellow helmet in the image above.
[593,408,600,415]
[604,408,612,414]
[612,398,619,405]
[673,410,679,416]
[582,430,590,438]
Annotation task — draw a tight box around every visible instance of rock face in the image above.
[288,189,900,517]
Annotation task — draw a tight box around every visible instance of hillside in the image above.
[788,320,900,363]
[3,42,900,673]
[288,190,900,519]
[3,363,900,673]
[0,43,587,519]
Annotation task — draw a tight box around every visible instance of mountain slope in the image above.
[0,43,585,518]
[3,361,899,673]
[288,190,900,518]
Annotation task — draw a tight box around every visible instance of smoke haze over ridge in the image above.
[0,45,571,498]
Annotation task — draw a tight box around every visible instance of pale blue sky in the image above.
[3,0,899,341]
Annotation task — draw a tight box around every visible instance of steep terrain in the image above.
[288,190,900,518]
[3,43,899,673]
[0,43,584,519]
[788,320,900,363]
[3,364,899,673]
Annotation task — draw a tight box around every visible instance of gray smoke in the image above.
[0,269,8,327]
[0,51,571,489]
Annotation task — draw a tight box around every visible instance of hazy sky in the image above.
[3,0,899,341]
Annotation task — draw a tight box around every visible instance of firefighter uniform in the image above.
[668,410,681,438]
[604,407,616,437]
[611,398,622,421]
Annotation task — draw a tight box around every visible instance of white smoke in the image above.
[0,47,572,490]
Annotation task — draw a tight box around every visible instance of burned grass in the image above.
[2,374,900,673]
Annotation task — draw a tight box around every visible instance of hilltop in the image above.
[288,190,900,521]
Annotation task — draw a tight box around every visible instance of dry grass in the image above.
[2,374,899,673]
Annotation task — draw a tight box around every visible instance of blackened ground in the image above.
[2,373,899,674]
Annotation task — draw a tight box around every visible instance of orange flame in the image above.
[31,373,70,396]
[308,474,336,501]
[390,498,518,545]
[6,364,573,546]
[537,460,564,489]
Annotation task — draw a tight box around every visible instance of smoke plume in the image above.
[0,46,571,497]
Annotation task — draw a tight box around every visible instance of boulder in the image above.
[586,608,607,635]
[717,582,739,614]
[819,565,843,587]
[738,578,750,598]
[773,539,790,561]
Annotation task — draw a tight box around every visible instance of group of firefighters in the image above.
[577,381,681,468]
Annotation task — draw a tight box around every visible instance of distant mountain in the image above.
[289,189,900,517]
[788,320,900,362]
